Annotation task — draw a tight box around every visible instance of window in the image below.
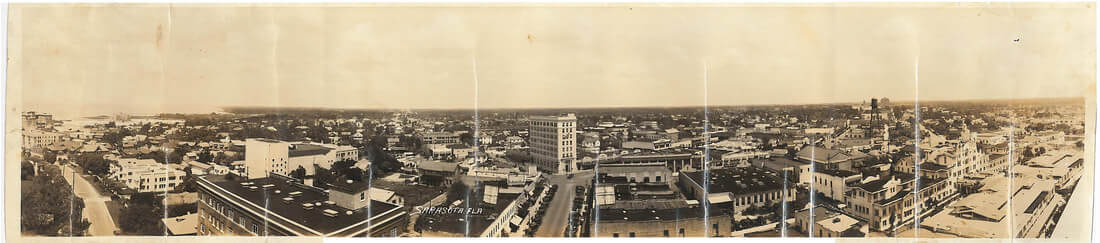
[679,228,685,237]
[613,233,619,238]
[629,232,635,238]
[663,230,670,237]
[361,192,366,201]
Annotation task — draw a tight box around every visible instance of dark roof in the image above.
[419,182,523,235]
[916,162,949,171]
[289,144,332,157]
[197,175,400,236]
[989,153,1007,161]
[326,177,371,194]
[754,157,810,173]
[418,160,459,172]
[682,167,784,195]
[876,189,910,205]
[599,205,726,222]
[818,169,860,178]
[856,178,893,192]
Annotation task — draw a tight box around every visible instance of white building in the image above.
[243,138,359,179]
[529,113,577,174]
[23,130,63,149]
[110,158,187,192]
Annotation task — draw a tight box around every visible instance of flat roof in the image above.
[599,206,721,222]
[818,169,859,178]
[289,144,333,157]
[755,157,809,169]
[198,175,400,236]
[682,167,784,195]
[419,182,522,235]
[162,213,198,235]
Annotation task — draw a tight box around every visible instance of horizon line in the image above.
[212,96,1086,113]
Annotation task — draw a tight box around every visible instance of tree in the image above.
[459,132,475,145]
[289,166,307,180]
[331,159,366,182]
[1023,147,1035,158]
[102,129,133,147]
[176,169,197,192]
[785,147,798,159]
[213,152,230,165]
[313,167,333,188]
[505,150,533,164]
[138,150,167,163]
[21,165,91,235]
[166,204,197,218]
[43,152,57,163]
[74,153,111,176]
[196,150,214,163]
[118,192,164,235]
[21,161,34,180]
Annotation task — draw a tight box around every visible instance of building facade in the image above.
[529,113,577,174]
[243,138,359,179]
[109,158,187,193]
[195,175,407,237]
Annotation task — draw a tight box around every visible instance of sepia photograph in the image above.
[3,2,1096,243]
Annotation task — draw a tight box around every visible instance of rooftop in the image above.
[818,169,860,178]
[198,175,401,236]
[598,205,724,222]
[682,167,784,195]
[289,143,333,157]
[162,213,198,235]
[419,182,523,235]
[326,177,372,194]
[752,157,810,172]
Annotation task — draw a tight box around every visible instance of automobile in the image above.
[567,174,574,179]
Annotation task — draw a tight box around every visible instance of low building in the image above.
[599,165,672,184]
[606,149,701,172]
[811,169,861,202]
[109,158,187,193]
[243,138,359,179]
[679,167,796,212]
[597,206,731,237]
[417,160,459,186]
[163,213,199,236]
[195,175,407,237]
[23,130,64,149]
[794,206,867,237]
[750,157,812,185]
[844,173,953,232]
[421,132,461,145]
[418,180,528,237]
[795,145,867,172]
[622,139,672,151]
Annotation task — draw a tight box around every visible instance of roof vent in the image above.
[833,218,842,223]
[323,209,339,217]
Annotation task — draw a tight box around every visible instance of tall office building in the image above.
[529,113,577,174]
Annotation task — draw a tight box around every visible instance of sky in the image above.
[10,3,1096,118]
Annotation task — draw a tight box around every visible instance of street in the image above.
[535,171,593,237]
[61,165,118,236]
